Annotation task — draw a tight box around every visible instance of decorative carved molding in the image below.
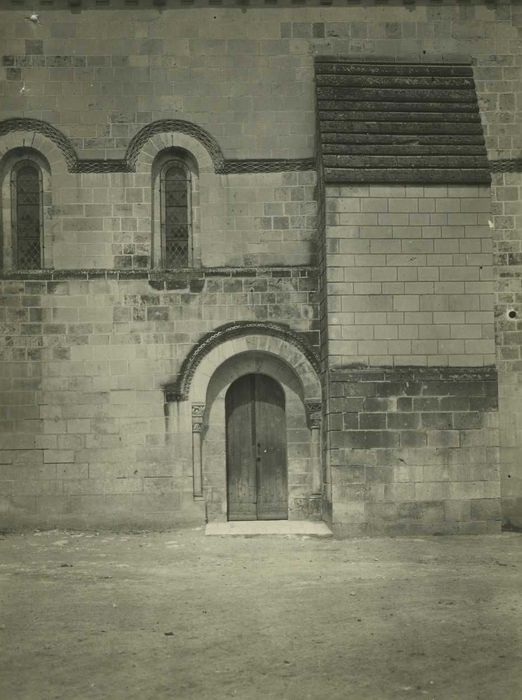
[0,118,315,175]
[126,119,225,171]
[304,400,322,414]
[71,159,130,173]
[191,402,205,497]
[304,399,322,429]
[4,117,516,177]
[304,399,323,494]
[331,364,498,382]
[164,321,321,402]
[490,159,522,173]
[191,402,206,432]
[0,118,78,169]
[0,265,316,283]
[223,158,315,174]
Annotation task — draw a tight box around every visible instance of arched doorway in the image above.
[166,328,324,523]
[226,374,288,521]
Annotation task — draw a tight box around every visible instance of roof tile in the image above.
[315,59,490,185]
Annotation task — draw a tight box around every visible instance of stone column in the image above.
[305,400,322,495]
[191,403,205,498]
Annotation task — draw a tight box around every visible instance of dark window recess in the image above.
[15,164,42,269]
[161,161,190,268]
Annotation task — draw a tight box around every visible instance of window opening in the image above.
[13,162,42,269]
[160,160,191,268]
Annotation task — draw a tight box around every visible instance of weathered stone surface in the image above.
[315,62,473,78]
[315,60,489,185]
[0,5,520,533]
[324,169,491,183]
[327,365,500,535]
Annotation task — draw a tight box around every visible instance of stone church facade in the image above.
[0,0,521,535]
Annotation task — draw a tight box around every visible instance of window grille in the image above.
[160,160,191,268]
[12,162,42,269]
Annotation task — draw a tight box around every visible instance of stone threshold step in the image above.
[205,520,333,537]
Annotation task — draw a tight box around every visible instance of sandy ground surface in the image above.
[1,529,521,700]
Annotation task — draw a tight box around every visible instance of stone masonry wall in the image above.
[322,183,500,534]
[328,366,500,536]
[325,184,495,367]
[50,169,316,269]
[1,1,521,530]
[1,3,522,161]
[0,142,317,269]
[0,268,319,528]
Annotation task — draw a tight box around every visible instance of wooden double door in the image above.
[226,374,288,521]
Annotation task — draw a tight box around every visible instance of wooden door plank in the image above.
[255,375,288,520]
[226,375,257,521]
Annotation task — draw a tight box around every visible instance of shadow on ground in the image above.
[1,530,521,700]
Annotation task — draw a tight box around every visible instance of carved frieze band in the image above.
[490,159,522,174]
[223,159,315,174]
[0,118,314,175]
[3,118,520,176]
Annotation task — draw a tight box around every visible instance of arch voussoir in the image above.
[163,321,321,405]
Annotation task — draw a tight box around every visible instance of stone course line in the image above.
[1,117,519,176]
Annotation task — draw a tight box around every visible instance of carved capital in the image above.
[304,399,322,429]
[191,403,205,432]
[190,403,204,498]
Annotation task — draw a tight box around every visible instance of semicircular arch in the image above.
[164,322,321,404]
[0,118,225,174]
[0,118,78,170]
[125,119,225,172]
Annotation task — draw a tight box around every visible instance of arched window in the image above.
[11,160,43,269]
[1,149,50,271]
[160,159,191,268]
[152,147,199,270]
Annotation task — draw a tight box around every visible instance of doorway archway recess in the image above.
[164,321,321,403]
[226,373,288,521]
[164,322,322,520]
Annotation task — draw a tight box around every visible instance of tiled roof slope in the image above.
[315,59,490,185]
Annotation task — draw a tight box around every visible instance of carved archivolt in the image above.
[0,119,79,170]
[126,120,225,171]
[0,118,314,175]
[164,321,321,402]
[181,328,324,503]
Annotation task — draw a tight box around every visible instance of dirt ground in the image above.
[1,529,521,700]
